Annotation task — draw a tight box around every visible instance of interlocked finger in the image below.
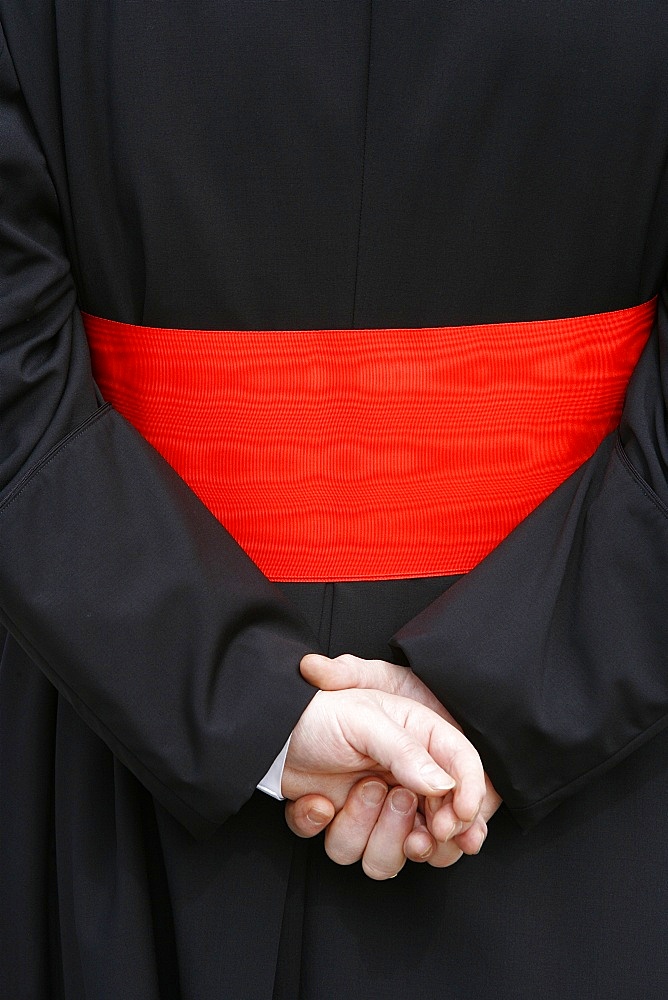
[360,787,419,880]
[324,779,388,865]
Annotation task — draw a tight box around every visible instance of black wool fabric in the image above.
[1,3,668,998]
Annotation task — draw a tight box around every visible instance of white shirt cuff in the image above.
[256,734,292,800]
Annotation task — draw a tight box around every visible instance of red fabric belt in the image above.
[83,300,655,582]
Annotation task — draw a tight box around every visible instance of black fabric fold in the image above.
[0,30,317,836]
[394,290,668,827]
[0,404,317,835]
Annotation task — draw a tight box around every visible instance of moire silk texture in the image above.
[84,299,655,581]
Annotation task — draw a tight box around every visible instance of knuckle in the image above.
[429,846,464,868]
[325,839,361,866]
[394,730,418,756]
[405,836,434,863]
[361,858,404,881]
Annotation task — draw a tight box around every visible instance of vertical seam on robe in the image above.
[351,0,374,327]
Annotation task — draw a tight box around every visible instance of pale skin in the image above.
[281,676,487,829]
[284,653,502,879]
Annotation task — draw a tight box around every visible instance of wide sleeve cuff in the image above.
[0,405,317,837]
[394,430,668,829]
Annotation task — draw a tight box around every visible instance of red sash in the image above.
[84,299,655,581]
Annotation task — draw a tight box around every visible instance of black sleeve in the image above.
[394,279,668,829]
[0,24,317,838]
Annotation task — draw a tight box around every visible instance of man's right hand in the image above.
[282,682,487,841]
[284,654,502,879]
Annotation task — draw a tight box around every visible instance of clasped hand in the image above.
[282,654,501,880]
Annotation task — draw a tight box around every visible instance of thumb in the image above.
[300,652,449,718]
[338,692,457,796]
[301,652,407,694]
[300,652,369,689]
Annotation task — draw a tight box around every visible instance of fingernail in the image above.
[419,765,455,791]
[306,809,330,826]
[390,788,417,815]
[426,796,443,815]
[361,781,387,806]
[418,843,434,860]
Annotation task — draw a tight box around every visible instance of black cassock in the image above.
[2,3,668,998]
